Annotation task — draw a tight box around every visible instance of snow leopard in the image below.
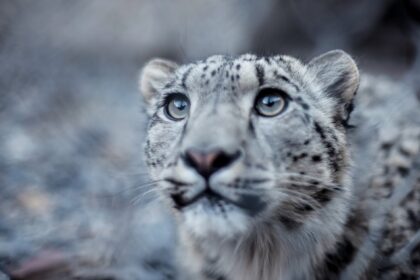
[139,50,420,280]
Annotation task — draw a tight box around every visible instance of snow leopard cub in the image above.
[139,50,420,280]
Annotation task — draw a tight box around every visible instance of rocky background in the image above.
[0,1,419,279]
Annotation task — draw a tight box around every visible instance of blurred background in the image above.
[0,1,419,279]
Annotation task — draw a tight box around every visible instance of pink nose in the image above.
[183,149,240,179]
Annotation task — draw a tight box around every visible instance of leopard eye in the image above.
[254,88,288,117]
[164,94,190,120]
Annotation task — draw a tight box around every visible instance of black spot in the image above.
[264,57,272,65]
[181,67,193,89]
[236,74,240,79]
[304,139,311,145]
[310,180,320,186]
[249,120,256,136]
[384,180,393,189]
[407,209,418,226]
[399,147,411,157]
[273,70,290,83]
[296,96,309,110]
[397,166,410,177]
[323,238,356,274]
[236,64,241,70]
[381,142,393,151]
[281,76,290,83]
[231,75,235,82]
[279,215,301,230]
[211,70,216,76]
[312,188,333,204]
[205,80,210,85]
[312,155,322,162]
[301,103,310,110]
[295,202,315,213]
[203,65,209,71]
[293,153,308,162]
[255,64,265,85]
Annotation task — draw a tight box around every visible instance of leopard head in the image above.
[139,51,359,243]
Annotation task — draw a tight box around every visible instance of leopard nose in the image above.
[183,149,241,179]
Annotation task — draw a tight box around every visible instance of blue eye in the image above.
[254,88,288,117]
[165,94,190,120]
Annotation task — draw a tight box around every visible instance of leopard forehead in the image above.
[164,54,308,98]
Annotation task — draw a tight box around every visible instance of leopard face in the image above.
[140,51,359,241]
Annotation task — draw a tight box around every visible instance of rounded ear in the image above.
[139,58,179,112]
[308,50,360,125]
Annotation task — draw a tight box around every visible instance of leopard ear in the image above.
[308,50,359,124]
[139,58,178,112]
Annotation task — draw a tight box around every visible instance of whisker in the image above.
[276,172,328,181]
[275,172,342,190]
[117,170,151,176]
[120,180,164,194]
[276,180,342,193]
[130,188,160,205]
[277,188,323,210]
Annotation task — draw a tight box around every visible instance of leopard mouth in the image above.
[169,184,267,216]
[170,186,230,209]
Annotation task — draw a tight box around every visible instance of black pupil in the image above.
[174,98,187,111]
[262,95,280,107]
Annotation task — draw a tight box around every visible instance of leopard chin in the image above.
[179,195,251,239]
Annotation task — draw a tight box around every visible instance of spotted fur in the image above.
[139,51,420,280]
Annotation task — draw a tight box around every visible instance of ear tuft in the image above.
[308,50,359,124]
[139,58,178,108]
